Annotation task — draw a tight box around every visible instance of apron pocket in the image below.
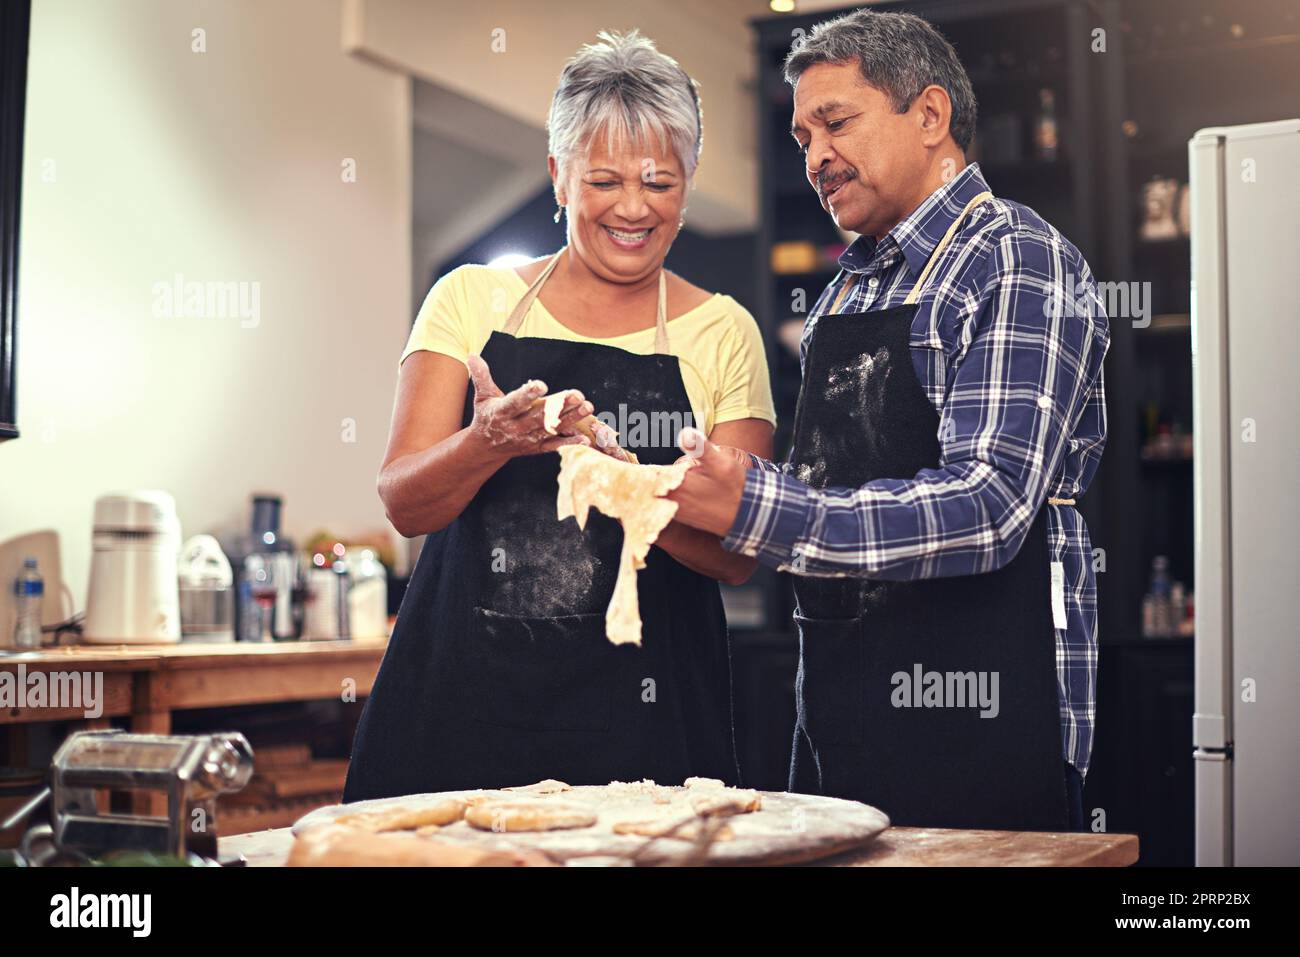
[464,607,614,733]
[794,613,864,747]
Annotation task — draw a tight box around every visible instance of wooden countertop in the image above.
[0,637,389,670]
[1,638,390,725]
[2,637,393,820]
[219,824,1138,867]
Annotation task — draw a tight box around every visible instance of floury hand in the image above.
[465,354,592,458]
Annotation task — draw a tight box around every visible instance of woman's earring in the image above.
[553,205,564,223]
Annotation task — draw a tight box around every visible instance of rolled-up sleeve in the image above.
[722,229,1109,580]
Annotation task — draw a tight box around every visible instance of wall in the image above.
[348,0,761,234]
[0,0,412,632]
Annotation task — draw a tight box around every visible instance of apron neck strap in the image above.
[902,190,992,306]
[501,247,671,355]
[502,248,564,337]
[823,189,994,316]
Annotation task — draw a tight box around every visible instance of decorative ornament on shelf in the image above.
[302,528,397,570]
[1177,183,1192,236]
[1139,176,1181,242]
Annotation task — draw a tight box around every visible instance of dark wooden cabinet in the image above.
[730,630,799,791]
[1086,638,1195,865]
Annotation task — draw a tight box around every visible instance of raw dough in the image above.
[503,778,572,795]
[605,779,676,804]
[466,801,598,832]
[533,394,638,463]
[555,445,690,645]
[689,788,763,817]
[540,390,579,435]
[683,776,727,790]
[287,777,884,867]
[288,825,550,867]
[334,797,467,832]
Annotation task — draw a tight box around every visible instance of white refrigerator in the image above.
[1191,118,1300,867]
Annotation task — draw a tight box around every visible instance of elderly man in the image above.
[669,8,1108,832]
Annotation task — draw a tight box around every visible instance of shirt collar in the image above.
[839,162,992,278]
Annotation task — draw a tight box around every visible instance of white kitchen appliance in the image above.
[178,534,235,643]
[1190,118,1300,866]
[345,548,388,639]
[83,490,182,644]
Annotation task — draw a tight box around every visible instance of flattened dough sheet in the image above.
[555,445,689,645]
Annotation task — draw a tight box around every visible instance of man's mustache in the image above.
[816,169,857,199]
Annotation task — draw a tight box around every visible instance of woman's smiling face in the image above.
[552,133,687,284]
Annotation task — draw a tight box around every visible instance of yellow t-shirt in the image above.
[400,263,777,435]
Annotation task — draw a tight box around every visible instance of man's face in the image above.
[791,60,927,239]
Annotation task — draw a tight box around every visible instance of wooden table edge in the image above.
[218,825,1141,868]
[0,639,388,671]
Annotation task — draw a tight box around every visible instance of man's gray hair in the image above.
[784,9,977,151]
[547,29,703,182]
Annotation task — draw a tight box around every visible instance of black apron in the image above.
[787,192,1069,831]
[344,249,740,801]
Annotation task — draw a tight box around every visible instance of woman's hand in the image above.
[588,420,634,462]
[466,355,593,458]
[677,443,753,470]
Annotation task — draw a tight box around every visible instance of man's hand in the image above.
[666,427,748,537]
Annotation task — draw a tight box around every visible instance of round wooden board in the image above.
[293,785,890,866]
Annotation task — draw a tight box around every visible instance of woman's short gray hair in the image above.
[784,9,977,151]
[547,29,703,182]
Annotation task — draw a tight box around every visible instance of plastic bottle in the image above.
[1149,556,1172,637]
[1035,88,1059,161]
[12,557,44,651]
[1170,581,1186,634]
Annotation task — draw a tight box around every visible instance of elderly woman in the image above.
[344,31,775,801]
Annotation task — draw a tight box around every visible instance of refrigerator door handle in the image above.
[1189,130,1233,745]
[1193,712,1228,751]
[1194,750,1232,866]
[1189,128,1234,869]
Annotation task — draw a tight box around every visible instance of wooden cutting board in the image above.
[292,785,890,866]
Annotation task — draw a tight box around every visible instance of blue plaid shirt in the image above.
[724,163,1109,775]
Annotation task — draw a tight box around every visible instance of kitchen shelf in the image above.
[1140,456,1193,469]
[964,64,1067,90]
[1122,32,1300,68]
[979,157,1071,176]
[770,264,840,279]
[219,792,343,836]
[0,637,389,818]
[219,756,350,835]
[1134,235,1190,248]
[1138,313,1191,334]
[1100,634,1193,648]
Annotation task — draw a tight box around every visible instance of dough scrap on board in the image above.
[555,445,689,645]
[465,801,597,832]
